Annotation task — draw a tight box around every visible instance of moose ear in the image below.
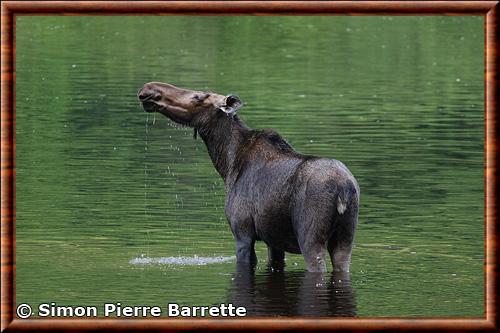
[219,94,243,115]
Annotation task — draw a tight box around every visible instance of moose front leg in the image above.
[227,209,258,266]
[267,247,285,271]
[235,238,257,265]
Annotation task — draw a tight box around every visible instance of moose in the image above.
[138,82,359,272]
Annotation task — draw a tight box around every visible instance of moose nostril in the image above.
[139,92,152,101]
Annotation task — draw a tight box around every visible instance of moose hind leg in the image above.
[328,241,353,272]
[301,243,328,272]
[295,208,330,272]
[328,210,357,272]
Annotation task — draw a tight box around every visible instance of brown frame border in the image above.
[1,1,498,332]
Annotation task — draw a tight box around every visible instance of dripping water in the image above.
[144,114,150,256]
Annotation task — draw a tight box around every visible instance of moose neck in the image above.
[197,114,249,183]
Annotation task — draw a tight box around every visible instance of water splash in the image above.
[129,255,235,266]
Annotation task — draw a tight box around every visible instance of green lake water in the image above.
[15,16,484,317]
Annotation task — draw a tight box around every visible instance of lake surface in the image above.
[15,16,484,317]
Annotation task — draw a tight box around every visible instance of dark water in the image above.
[15,16,484,317]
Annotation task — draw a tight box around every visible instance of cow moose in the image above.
[138,82,359,272]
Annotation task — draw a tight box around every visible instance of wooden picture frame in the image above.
[1,1,497,331]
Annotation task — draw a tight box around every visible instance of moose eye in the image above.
[193,94,209,103]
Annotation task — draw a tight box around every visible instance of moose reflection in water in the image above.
[227,264,356,316]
